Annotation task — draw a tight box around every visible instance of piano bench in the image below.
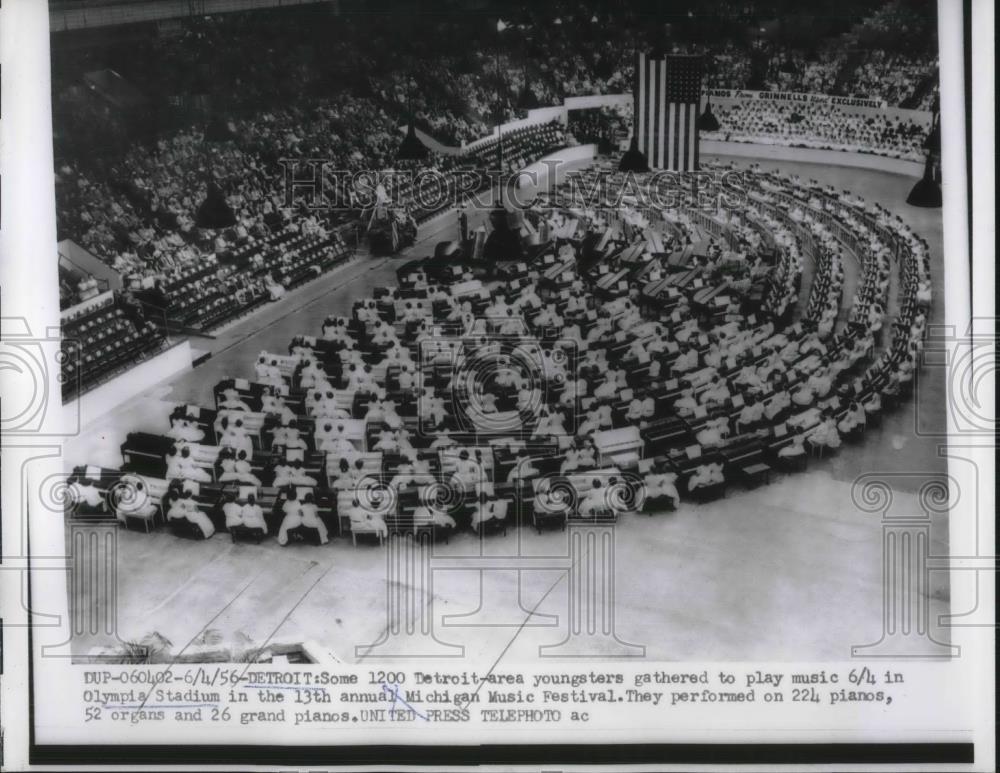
[741,463,771,488]
[532,511,566,534]
[169,519,210,540]
[774,453,808,473]
[477,518,509,537]
[642,494,677,514]
[121,513,157,534]
[285,524,324,546]
[842,425,866,443]
[230,525,266,545]
[688,480,726,503]
[351,529,385,547]
[571,506,618,523]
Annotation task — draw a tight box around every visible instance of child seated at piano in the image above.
[507,453,540,485]
[737,396,766,430]
[218,447,261,486]
[471,493,506,530]
[166,444,212,484]
[413,502,457,530]
[673,388,699,417]
[219,388,253,412]
[218,415,254,456]
[69,476,106,517]
[626,395,656,423]
[700,376,731,407]
[837,401,867,435]
[696,417,730,449]
[643,468,679,509]
[807,367,834,398]
[238,493,268,540]
[167,416,205,443]
[807,410,842,451]
[271,420,307,451]
[277,489,329,545]
[331,457,357,490]
[672,347,699,374]
[734,363,765,393]
[222,491,244,532]
[687,462,724,491]
[791,379,815,408]
[112,473,158,525]
[167,490,215,539]
[777,435,807,462]
[578,479,609,518]
[373,428,401,453]
[347,497,388,540]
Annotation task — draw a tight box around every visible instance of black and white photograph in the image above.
[0,0,993,769]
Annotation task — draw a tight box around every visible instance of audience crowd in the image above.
[702,101,930,161]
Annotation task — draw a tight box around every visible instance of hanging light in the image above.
[618,135,649,173]
[905,154,942,208]
[195,179,236,230]
[518,85,539,110]
[484,205,523,265]
[698,97,720,132]
[397,122,429,162]
[397,81,429,163]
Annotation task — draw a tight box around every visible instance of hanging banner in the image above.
[705,88,886,109]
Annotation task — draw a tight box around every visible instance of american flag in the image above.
[634,52,703,171]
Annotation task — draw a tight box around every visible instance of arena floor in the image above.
[64,155,951,662]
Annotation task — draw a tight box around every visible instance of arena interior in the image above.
[54,0,951,663]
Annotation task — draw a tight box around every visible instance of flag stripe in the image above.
[637,51,646,161]
[687,103,697,172]
[658,59,667,169]
[647,56,656,165]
